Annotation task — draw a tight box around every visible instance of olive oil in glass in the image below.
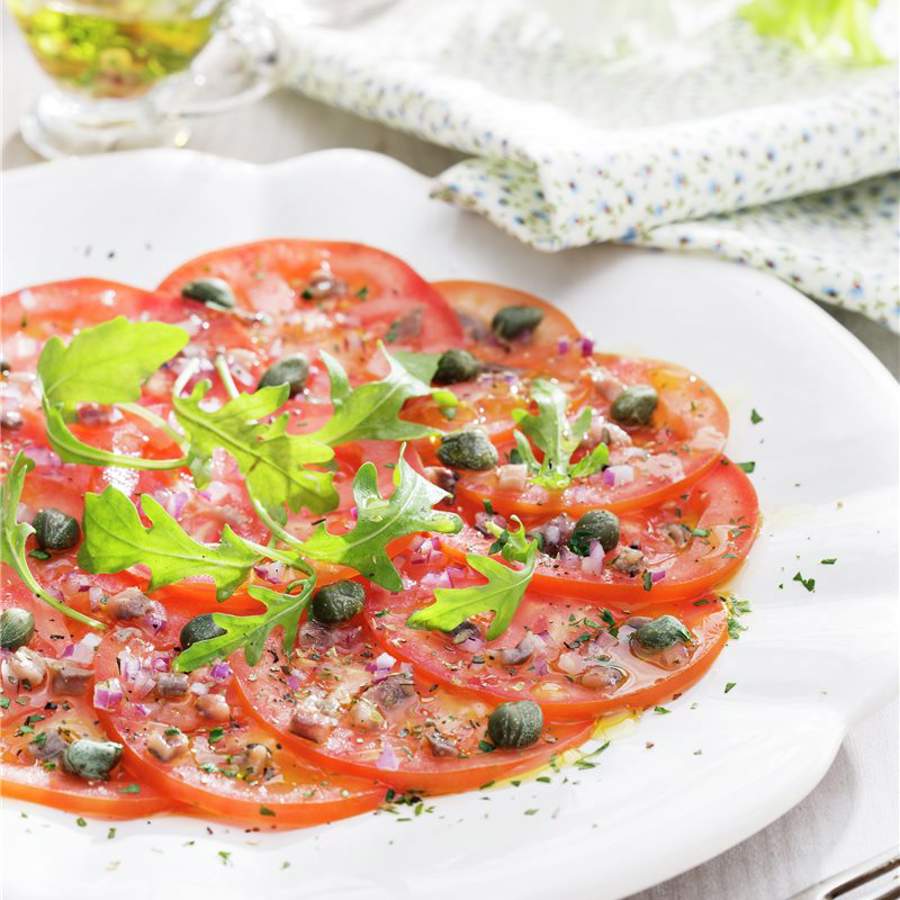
[8,0,222,99]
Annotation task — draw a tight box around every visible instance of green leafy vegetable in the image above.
[173,578,316,671]
[299,449,461,590]
[740,0,886,66]
[172,381,337,516]
[1,453,104,629]
[37,317,188,413]
[43,399,187,471]
[512,379,608,489]
[406,531,537,639]
[309,346,439,446]
[79,488,261,601]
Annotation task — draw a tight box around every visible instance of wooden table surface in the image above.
[2,16,898,900]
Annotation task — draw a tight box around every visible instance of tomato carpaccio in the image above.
[442,459,758,606]
[1,241,756,829]
[231,614,595,793]
[364,558,729,719]
[92,604,385,827]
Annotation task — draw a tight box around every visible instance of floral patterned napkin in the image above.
[272,0,899,330]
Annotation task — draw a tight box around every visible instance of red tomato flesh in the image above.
[366,574,728,720]
[232,613,594,794]
[443,459,758,606]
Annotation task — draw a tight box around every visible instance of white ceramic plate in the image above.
[2,150,897,900]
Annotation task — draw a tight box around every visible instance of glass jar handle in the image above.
[151,0,283,120]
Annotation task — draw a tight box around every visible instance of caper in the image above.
[568,509,620,556]
[32,508,80,552]
[437,430,498,471]
[0,608,35,650]
[610,384,658,426]
[258,354,309,397]
[179,614,226,650]
[433,349,481,385]
[487,700,543,749]
[62,738,123,780]
[310,580,365,624]
[491,306,544,341]
[181,277,236,310]
[632,615,693,650]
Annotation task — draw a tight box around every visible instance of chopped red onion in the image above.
[189,682,209,695]
[67,633,102,665]
[557,651,587,676]
[373,652,396,670]
[603,464,635,487]
[117,649,141,684]
[651,570,667,583]
[580,337,595,357]
[532,656,550,676]
[131,703,151,717]
[457,634,484,654]
[210,661,233,682]
[254,560,286,584]
[349,506,358,521]
[557,337,571,355]
[93,678,123,710]
[376,741,399,771]
[144,600,167,633]
[88,586,104,610]
[151,654,171,673]
[286,674,301,691]
[580,540,605,576]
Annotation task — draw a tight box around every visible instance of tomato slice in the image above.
[454,355,729,521]
[1,696,172,818]
[232,613,594,794]
[405,367,592,447]
[365,576,728,720]
[433,281,584,377]
[442,459,758,606]
[93,605,385,827]
[156,240,464,358]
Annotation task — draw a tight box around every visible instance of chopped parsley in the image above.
[641,570,653,592]
[724,682,737,694]
[0,697,9,710]
[750,409,763,424]
[208,727,225,745]
[792,571,816,592]
[259,806,276,817]
[654,706,671,715]
[218,850,232,866]
[118,784,141,794]
[736,461,756,473]
[107,827,117,840]
[820,558,837,565]
[76,817,87,827]
[478,740,496,753]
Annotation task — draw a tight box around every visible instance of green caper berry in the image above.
[433,349,481,385]
[437,430,498,471]
[311,580,365,624]
[610,384,658,426]
[491,306,544,341]
[258,354,309,397]
[181,278,236,310]
[487,701,543,749]
[568,509,620,556]
[0,608,35,650]
[179,614,226,650]
[32,508,80,552]
[632,615,693,650]
[63,738,123,781]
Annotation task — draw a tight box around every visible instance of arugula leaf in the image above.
[173,578,316,671]
[79,488,261,601]
[482,516,533,564]
[406,535,537,639]
[299,449,461,590]
[172,380,337,516]
[1,453,104,629]
[43,399,186,470]
[512,379,608,489]
[309,346,439,446]
[38,317,188,414]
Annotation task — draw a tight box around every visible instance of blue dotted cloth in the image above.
[278,3,900,330]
